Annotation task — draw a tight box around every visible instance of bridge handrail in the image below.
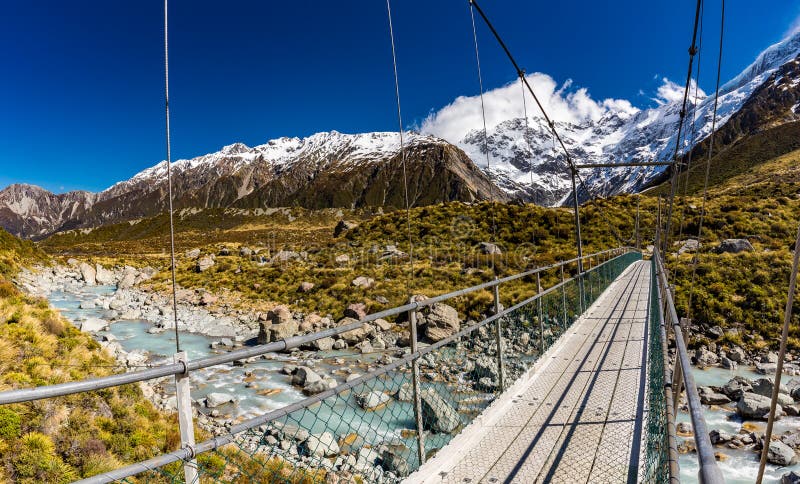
[653,249,725,484]
[0,246,633,406]
[70,248,640,484]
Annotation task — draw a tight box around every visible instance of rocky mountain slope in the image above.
[427,30,800,204]
[0,132,502,239]
[3,31,800,238]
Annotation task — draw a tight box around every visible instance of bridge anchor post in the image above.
[408,304,426,466]
[174,351,198,483]
[493,279,505,391]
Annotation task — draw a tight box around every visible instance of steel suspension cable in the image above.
[663,0,704,254]
[468,0,627,253]
[385,0,415,299]
[686,0,724,322]
[758,220,800,484]
[163,0,180,352]
[469,2,498,273]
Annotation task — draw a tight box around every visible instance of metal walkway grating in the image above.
[412,260,652,484]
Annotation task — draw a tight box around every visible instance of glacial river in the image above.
[44,284,800,481]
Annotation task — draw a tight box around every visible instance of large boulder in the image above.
[676,239,700,254]
[79,262,97,285]
[716,239,754,254]
[195,256,215,272]
[420,388,460,433]
[698,386,731,405]
[423,303,460,342]
[95,264,115,285]
[268,305,294,325]
[80,317,109,332]
[768,440,798,466]
[479,242,502,255]
[185,248,201,259]
[269,320,299,342]
[737,392,783,420]
[381,447,410,477]
[752,378,789,399]
[117,267,138,289]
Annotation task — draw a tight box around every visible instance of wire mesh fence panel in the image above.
[641,258,670,483]
[101,250,644,484]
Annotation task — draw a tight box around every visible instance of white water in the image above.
[678,366,800,483]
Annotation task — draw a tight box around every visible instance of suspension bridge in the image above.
[4,0,800,483]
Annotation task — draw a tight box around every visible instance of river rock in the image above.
[716,239,754,254]
[381,447,410,477]
[339,318,374,344]
[185,248,201,259]
[374,318,392,331]
[698,386,731,405]
[693,347,718,367]
[709,429,733,445]
[344,303,367,320]
[79,262,97,285]
[80,317,109,332]
[420,388,460,433]
[423,303,460,342]
[722,376,752,400]
[205,392,235,408]
[268,320,298,342]
[312,337,335,351]
[268,305,293,325]
[117,268,137,289]
[769,440,798,466]
[720,356,738,370]
[302,380,328,395]
[728,346,746,363]
[752,377,789,398]
[79,300,97,309]
[301,432,339,458]
[355,391,390,410]
[95,264,115,285]
[292,366,322,387]
[737,392,783,420]
[782,471,800,484]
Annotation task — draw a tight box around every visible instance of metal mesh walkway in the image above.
[411,260,651,484]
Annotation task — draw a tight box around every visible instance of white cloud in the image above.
[652,77,706,106]
[419,72,638,144]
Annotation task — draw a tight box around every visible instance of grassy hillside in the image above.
[0,229,182,482]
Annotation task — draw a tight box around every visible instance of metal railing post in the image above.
[408,304,426,466]
[174,351,198,484]
[561,265,568,329]
[536,272,545,351]
[493,279,505,391]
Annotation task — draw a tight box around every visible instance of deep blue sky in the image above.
[1,0,798,193]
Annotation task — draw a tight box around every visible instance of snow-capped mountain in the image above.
[423,29,800,205]
[2,29,800,239]
[0,132,502,238]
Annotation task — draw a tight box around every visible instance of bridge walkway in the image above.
[411,260,652,484]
